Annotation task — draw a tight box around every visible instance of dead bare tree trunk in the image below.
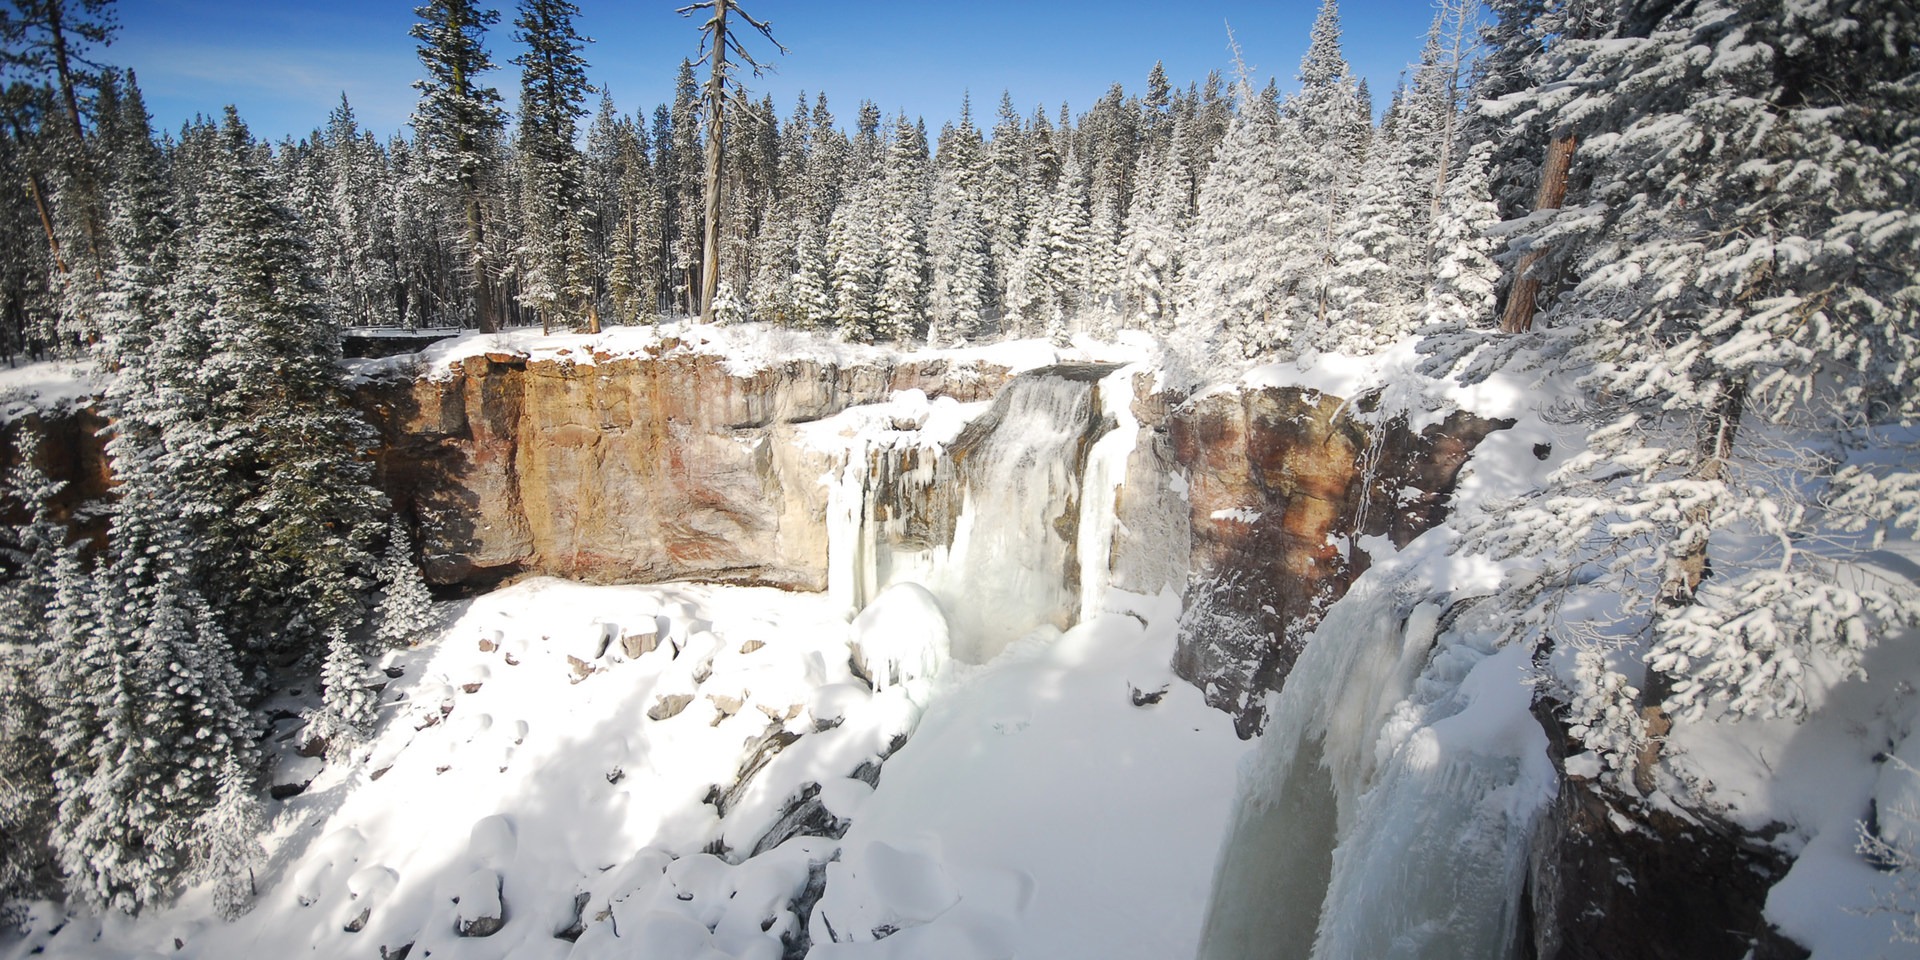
[1499,132,1577,334]
[6,114,70,278]
[679,0,784,325]
[698,0,729,324]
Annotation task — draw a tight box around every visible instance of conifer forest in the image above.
[0,0,1916,957]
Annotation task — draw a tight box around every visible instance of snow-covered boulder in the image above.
[849,582,950,693]
[452,868,504,937]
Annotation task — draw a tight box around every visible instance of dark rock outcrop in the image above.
[1,408,114,551]
[1523,698,1808,960]
[1168,386,1512,734]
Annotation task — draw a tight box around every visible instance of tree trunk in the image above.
[44,1,105,284]
[1633,378,1746,795]
[698,0,730,324]
[7,114,69,279]
[1498,132,1577,334]
[467,195,497,332]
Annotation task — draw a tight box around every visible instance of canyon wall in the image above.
[353,349,1508,725]
[352,345,1011,591]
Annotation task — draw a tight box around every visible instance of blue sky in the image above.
[113,0,1450,143]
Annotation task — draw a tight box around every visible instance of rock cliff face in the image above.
[1522,698,1807,960]
[1163,386,1512,735]
[355,351,1510,726]
[353,345,1011,591]
[10,349,1507,712]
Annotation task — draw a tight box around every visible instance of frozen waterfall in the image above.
[1195,575,1556,960]
[819,363,1133,664]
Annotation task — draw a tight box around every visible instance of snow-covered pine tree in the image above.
[0,429,67,906]
[312,626,379,760]
[181,110,389,655]
[411,0,509,332]
[826,181,884,341]
[3,0,119,353]
[665,60,705,315]
[748,196,799,325]
[1035,147,1095,346]
[512,0,596,332]
[1422,139,1498,327]
[198,750,265,921]
[1179,76,1294,361]
[1462,0,1920,785]
[611,114,665,321]
[316,96,403,328]
[583,88,625,317]
[52,562,252,914]
[982,92,1029,316]
[375,527,435,649]
[926,99,995,345]
[1117,115,1192,335]
[874,113,931,343]
[797,93,847,234]
[788,220,834,331]
[1269,0,1370,352]
[1327,121,1424,352]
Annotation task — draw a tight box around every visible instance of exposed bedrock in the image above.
[353,346,1012,591]
[1163,386,1512,735]
[1522,697,1807,960]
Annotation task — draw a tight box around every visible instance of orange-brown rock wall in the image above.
[355,348,1013,591]
[1167,387,1511,735]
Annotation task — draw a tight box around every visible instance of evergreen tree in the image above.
[607,109,664,321]
[665,60,704,315]
[148,110,388,656]
[0,429,65,905]
[1119,117,1192,334]
[1462,0,1920,786]
[788,219,834,330]
[198,751,265,921]
[411,0,508,332]
[1270,0,1369,350]
[874,113,930,343]
[1328,123,1423,352]
[316,96,402,328]
[1179,79,1295,360]
[826,180,883,341]
[1423,139,1498,327]
[511,0,595,332]
[982,92,1028,307]
[1,0,118,349]
[311,626,378,759]
[927,99,994,344]
[52,556,251,914]
[375,526,434,649]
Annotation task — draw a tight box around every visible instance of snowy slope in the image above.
[3,576,1250,960]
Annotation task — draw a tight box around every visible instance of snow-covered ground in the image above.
[0,359,99,423]
[3,577,1250,960]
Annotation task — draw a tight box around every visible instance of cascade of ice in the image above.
[820,364,1130,665]
[935,364,1125,663]
[1194,575,1553,960]
[1075,368,1140,625]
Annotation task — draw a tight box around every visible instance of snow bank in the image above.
[345,321,1122,386]
[10,571,1253,960]
[0,359,101,422]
